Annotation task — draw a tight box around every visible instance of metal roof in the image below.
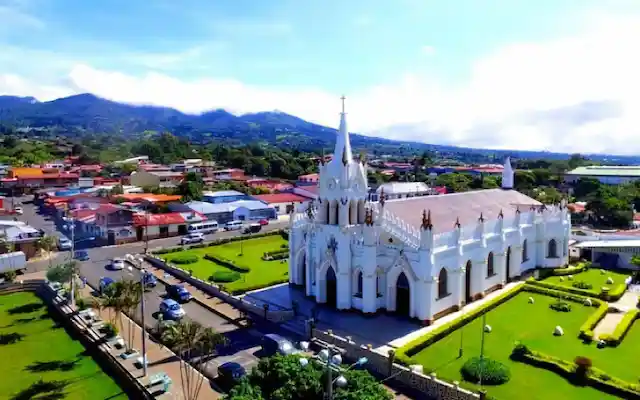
[203,190,245,197]
[566,166,640,177]
[573,240,640,249]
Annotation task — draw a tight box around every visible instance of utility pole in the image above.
[69,210,76,309]
[479,313,487,388]
[144,205,149,254]
[326,347,333,400]
[140,264,148,377]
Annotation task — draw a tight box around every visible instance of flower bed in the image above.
[599,309,639,347]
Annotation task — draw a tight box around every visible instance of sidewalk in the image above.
[141,261,249,328]
[79,284,222,400]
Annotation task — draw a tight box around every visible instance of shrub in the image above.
[512,343,531,358]
[549,301,572,312]
[460,357,510,385]
[2,270,17,282]
[574,356,592,382]
[101,322,118,338]
[170,254,199,264]
[229,279,290,295]
[204,254,250,272]
[75,298,89,311]
[209,270,241,283]
[551,262,591,276]
[579,303,609,341]
[572,281,593,290]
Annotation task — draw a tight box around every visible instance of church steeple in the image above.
[335,95,353,164]
[502,156,514,190]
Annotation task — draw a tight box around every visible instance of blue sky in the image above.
[2,0,640,154]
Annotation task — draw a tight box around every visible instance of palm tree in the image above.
[37,235,56,267]
[95,285,119,325]
[161,320,227,400]
[119,279,142,352]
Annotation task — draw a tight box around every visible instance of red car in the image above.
[258,219,269,226]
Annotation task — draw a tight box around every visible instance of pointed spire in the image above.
[516,207,521,215]
[498,209,504,219]
[478,212,485,223]
[421,209,432,230]
[502,156,514,190]
[379,187,386,206]
[364,208,373,226]
[454,217,461,228]
[333,95,353,166]
[320,148,325,166]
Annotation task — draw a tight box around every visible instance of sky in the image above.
[1,0,640,155]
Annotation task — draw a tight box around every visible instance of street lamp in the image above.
[311,347,368,399]
[139,260,148,377]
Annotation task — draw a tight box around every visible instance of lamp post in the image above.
[69,211,76,309]
[311,346,368,399]
[139,257,148,377]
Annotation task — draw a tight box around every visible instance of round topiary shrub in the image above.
[460,357,510,385]
[170,254,199,265]
[549,300,572,312]
[210,270,241,283]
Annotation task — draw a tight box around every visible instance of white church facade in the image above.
[288,98,571,324]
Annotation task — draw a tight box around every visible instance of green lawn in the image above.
[0,291,127,399]
[410,291,639,400]
[167,235,289,293]
[541,268,631,291]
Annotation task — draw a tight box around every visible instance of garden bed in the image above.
[0,292,126,399]
[399,287,639,400]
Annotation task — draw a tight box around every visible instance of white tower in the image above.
[502,156,514,190]
[317,96,369,226]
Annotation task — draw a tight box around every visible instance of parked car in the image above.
[159,299,185,320]
[217,362,246,389]
[258,219,269,226]
[57,236,72,251]
[111,258,125,270]
[261,333,297,356]
[181,232,204,245]
[243,223,262,234]
[73,250,90,261]
[13,207,23,215]
[166,284,192,302]
[99,277,115,293]
[142,272,157,288]
[224,220,243,231]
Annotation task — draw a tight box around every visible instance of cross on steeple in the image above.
[341,95,346,114]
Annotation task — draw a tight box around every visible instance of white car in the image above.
[111,258,125,270]
[13,207,23,215]
[181,233,204,245]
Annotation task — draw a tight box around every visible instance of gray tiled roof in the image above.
[383,188,541,233]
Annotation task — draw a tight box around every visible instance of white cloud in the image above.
[2,11,640,155]
[421,45,435,56]
[0,4,44,31]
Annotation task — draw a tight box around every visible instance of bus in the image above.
[187,221,219,234]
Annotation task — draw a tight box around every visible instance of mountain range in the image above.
[0,93,638,163]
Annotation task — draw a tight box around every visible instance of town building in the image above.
[129,169,184,188]
[0,220,44,259]
[298,173,320,185]
[210,168,246,180]
[132,212,205,240]
[253,193,311,215]
[113,156,149,165]
[1,167,79,194]
[202,190,251,204]
[372,182,439,200]
[288,98,570,324]
[564,166,640,185]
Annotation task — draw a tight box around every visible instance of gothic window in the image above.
[438,268,449,299]
[355,271,363,296]
[548,239,558,258]
[487,252,495,277]
[522,239,528,262]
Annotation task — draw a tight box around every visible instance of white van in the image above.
[188,221,219,234]
[224,220,243,231]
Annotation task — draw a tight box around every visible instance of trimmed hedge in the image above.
[511,345,640,398]
[550,262,591,276]
[527,278,626,302]
[203,254,250,272]
[229,278,289,295]
[396,283,603,366]
[600,309,639,346]
[209,270,241,283]
[460,357,510,385]
[170,254,199,264]
[395,283,524,365]
[549,300,572,312]
[152,229,288,255]
[579,303,609,341]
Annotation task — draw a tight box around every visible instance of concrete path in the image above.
[380,281,524,353]
[610,291,638,312]
[593,312,625,337]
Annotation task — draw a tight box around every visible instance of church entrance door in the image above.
[326,267,337,307]
[465,261,473,304]
[506,247,511,283]
[396,272,410,316]
[301,254,307,290]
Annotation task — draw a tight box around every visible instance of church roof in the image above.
[383,188,541,233]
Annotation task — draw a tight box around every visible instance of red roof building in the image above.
[253,193,310,204]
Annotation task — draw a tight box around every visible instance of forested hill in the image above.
[0,93,638,163]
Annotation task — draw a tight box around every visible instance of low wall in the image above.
[0,280,153,399]
[144,255,295,323]
[312,329,479,400]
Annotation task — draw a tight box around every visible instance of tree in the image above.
[119,279,142,353]
[36,235,57,267]
[45,262,77,283]
[178,173,204,202]
[161,320,227,400]
[435,173,473,193]
[110,184,125,195]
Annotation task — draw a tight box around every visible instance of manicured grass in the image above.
[541,268,631,291]
[169,235,289,293]
[0,292,126,399]
[410,292,633,400]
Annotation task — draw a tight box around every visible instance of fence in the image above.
[312,329,480,400]
[144,255,295,323]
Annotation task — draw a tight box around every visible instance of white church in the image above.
[288,98,571,324]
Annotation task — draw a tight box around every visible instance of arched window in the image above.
[487,252,495,277]
[438,268,449,299]
[522,239,528,262]
[548,239,558,258]
[357,271,363,294]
